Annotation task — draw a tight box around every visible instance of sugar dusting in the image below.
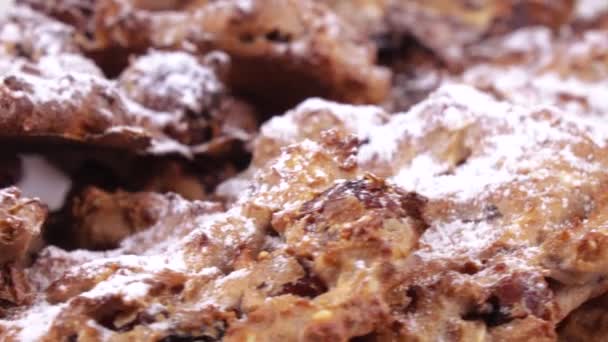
[0,194,232,337]
[8,301,67,342]
[0,9,194,156]
[357,85,597,203]
[79,271,152,302]
[260,97,387,145]
[8,79,608,340]
[1,58,191,156]
[251,85,608,267]
[5,2,608,339]
[575,0,608,20]
[462,28,608,147]
[119,50,225,116]
[418,220,500,259]
[0,5,77,58]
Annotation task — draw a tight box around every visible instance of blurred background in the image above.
[0,0,13,12]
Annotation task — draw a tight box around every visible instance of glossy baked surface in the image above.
[1,1,608,341]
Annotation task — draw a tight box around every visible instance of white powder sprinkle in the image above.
[5,301,67,342]
[576,0,608,20]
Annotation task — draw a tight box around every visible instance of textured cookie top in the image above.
[2,1,608,341]
[2,84,608,341]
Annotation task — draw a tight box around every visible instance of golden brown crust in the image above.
[0,187,46,318]
[558,293,608,341]
[118,50,258,151]
[4,83,605,340]
[29,0,389,109]
[461,26,608,125]
[228,175,427,341]
[0,10,259,158]
[387,0,575,67]
[222,85,608,341]
[0,61,168,153]
[0,124,361,340]
[13,86,608,341]
[0,264,34,319]
[0,187,47,265]
[317,0,390,37]
[184,0,390,106]
[69,187,175,250]
[0,8,175,153]
[5,2,608,341]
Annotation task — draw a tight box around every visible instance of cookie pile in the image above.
[1,1,608,341]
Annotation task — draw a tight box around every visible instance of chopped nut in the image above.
[257,251,270,260]
[312,309,334,321]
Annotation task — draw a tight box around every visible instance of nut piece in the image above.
[0,187,47,265]
[70,187,171,250]
[312,309,334,321]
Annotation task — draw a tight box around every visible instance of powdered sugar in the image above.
[295,98,387,138]
[5,301,67,342]
[261,98,388,147]
[0,5,78,57]
[418,219,500,259]
[36,54,103,78]
[80,271,152,301]
[461,28,608,147]
[5,3,608,338]
[575,0,608,20]
[6,70,101,107]
[269,85,604,208]
[235,0,254,13]
[500,27,553,55]
[119,50,225,115]
[260,114,300,142]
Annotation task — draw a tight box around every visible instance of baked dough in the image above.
[2,1,608,341]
